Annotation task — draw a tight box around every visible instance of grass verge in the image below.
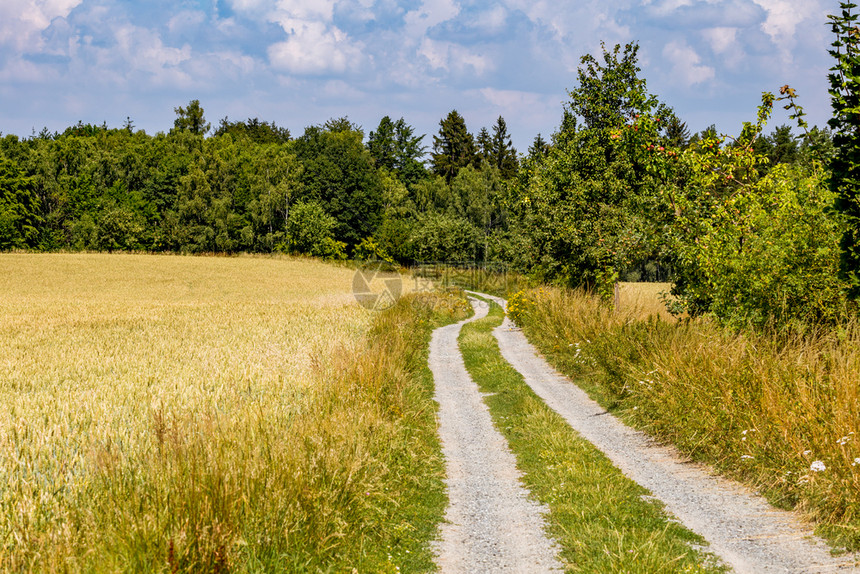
[512,286,860,552]
[458,298,725,573]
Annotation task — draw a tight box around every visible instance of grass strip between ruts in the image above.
[457,298,727,573]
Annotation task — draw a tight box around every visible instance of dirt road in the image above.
[429,298,562,573]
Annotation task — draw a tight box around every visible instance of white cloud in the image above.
[114,26,191,75]
[646,0,694,15]
[404,0,460,38]
[475,5,508,32]
[663,40,715,86]
[236,0,365,76]
[167,10,207,35]
[702,26,737,54]
[480,87,544,110]
[500,0,630,43]
[226,0,273,14]
[273,0,336,22]
[268,21,362,74]
[701,26,746,67]
[0,0,83,52]
[0,58,53,83]
[187,51,257,82]
[751,0,821,44]
[419,38,493,76]
[321,79,365,101]
[62,24,193,88]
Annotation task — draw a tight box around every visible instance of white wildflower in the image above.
[810,460,826,472]
[853,458,860,467]
[741,455,754,460]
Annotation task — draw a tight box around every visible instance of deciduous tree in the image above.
[173,100,210,135]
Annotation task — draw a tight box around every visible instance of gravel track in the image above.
[473,291,860,574]
[429,298,562,573]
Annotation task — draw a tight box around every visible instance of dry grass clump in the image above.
[617,282,678,321]
[0,253,467,571]
[516,285,860,550]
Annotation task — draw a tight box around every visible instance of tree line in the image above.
[0,99,522,263]
[3,1,860,330]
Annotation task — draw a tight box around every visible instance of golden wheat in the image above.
[0,253,428,571]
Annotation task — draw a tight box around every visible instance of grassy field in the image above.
[513,284,860,552]
[0,253,467,572]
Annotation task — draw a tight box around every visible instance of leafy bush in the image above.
[284,200,346,259]
[662,96,849,327]
[409,212,482,262]
[353,236,394,263]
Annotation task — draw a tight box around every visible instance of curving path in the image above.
[429,298,562,573]
[473,291,860,574]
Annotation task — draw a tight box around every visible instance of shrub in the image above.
[284,200,346,259]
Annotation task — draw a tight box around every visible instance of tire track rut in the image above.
[430,298,562,573]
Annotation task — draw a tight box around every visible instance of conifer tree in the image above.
[828,1,860,292]
[476,127,492,163]
[431,110,477,183]
[369,116,427,186]
[490,116,518,179]
[392,118,427,187]
[663,116,690,148]
[528,133,550,158]
[368,116,397,171]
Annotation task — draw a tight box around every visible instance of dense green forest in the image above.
[0,101,519,262]
[3,2,860,330]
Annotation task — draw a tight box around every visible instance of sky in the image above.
[0,0,837,154]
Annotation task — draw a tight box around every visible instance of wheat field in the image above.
[0,253,430,571]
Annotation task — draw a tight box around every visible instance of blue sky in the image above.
[0,0,836,153]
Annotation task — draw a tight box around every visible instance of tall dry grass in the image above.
[516,285,860,550]
[0,253,467,572]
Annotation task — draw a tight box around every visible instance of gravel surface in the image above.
[474,291,860,574]
[429,298,563,573]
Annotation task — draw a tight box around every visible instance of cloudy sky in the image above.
[0,0,835,152]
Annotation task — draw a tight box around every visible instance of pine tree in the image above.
[829,1,860,293]
[431,110,477,183]
[392,118,427,187]
[528,133,550,158]
[368,116,398,171]
[663,116,690,148]
[490,116,518,179]
[476,127,492,164]
[369,117,427,186]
